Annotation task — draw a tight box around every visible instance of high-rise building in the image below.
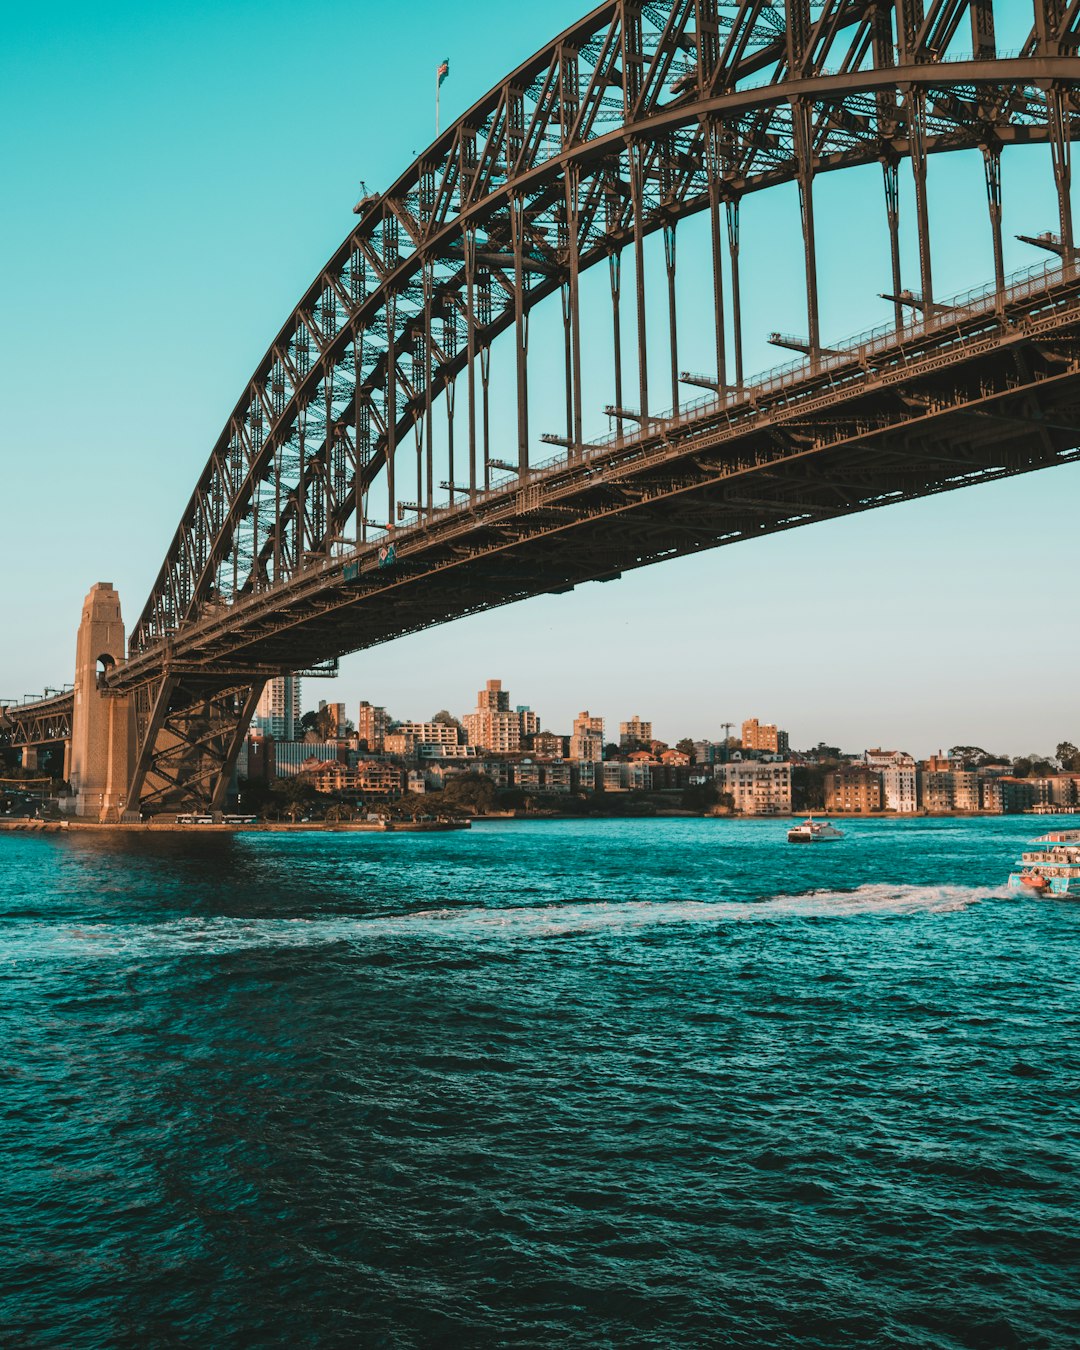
[477,679,510,711]
[517,705,540,738]
[463,679,520,753]
[619,715,652,749]
[254,675,301,740]
[356,701,390,751]
[741,718,789,757]
[571,711,604,762]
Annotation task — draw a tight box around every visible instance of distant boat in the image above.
[1008,829,1080,897]
[787,816,844,843]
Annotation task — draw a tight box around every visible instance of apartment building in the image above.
[741,718,790,757]
[463,679,522,752]
[570,711,604,762]
[619,715,653,749]
[356,701,390,751]
[384,721,462,757]
[716,761,793,815]
[824,765,882,813]
[865,749,918,813]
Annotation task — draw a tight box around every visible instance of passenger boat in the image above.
[787,817,844,843]
[1008,829,1080,897]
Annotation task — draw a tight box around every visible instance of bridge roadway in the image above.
[103,257,1080,691]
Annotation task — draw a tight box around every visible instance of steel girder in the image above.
[128,0,1080,660]
[0,694,74,748]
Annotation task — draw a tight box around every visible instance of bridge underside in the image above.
[122,279,1080,678]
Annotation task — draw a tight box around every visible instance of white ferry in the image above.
[1009,829,1080,897]
[787,817,844,843]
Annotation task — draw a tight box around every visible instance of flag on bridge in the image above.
[437,57,450,87]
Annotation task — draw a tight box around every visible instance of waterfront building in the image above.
[864,749,918,813]
[254,675,301,740]
[570,711,604,762]
[981,776,1039,814]
[356,701,390,751]
[741,718,790,757]
[716,761,793,815]
[921,770,953,813]
[919,768,982,813]
[619,715,652,749]
[824,765,882,813]
[463,679,521,753]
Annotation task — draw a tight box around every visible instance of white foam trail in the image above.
[0,884,1006,963]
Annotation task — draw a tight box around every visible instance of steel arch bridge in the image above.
[5,0,1080,816]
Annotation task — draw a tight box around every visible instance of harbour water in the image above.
[1,816,1077,1348]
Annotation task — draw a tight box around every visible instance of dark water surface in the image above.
[1,816,1078,1348]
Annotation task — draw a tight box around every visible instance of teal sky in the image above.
[2,1,1077,757]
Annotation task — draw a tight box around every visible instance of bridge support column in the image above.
[69,583,135,821]
[21,746,38,771]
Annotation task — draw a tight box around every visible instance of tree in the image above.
[441,771,497,815]
[676,737,696,763]
[681,780,720,811]
[1057,741,1080,772]
[432,709,465,734]
[300,708,337,740]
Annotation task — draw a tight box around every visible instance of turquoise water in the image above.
[1,816,1078,1348]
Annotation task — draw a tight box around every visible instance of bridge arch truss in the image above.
[131,0,1080,660]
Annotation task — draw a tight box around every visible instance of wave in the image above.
[0,884,1006,963]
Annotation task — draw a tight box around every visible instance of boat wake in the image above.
[3,883,1007,962]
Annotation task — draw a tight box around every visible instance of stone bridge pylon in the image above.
[68,583,134,821]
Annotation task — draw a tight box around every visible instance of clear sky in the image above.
[2,0,1077,758]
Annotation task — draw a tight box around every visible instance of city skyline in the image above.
[267,674,1073,766]
[3,1,1078,758]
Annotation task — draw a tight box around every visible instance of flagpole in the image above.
[436,68,440,136]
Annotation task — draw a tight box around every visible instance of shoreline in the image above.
[2,810,1076,835]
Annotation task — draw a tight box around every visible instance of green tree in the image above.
[300,708,337,740]
[1056,741,1079,771]
[441,771,497,815]
[675,738,696,762]
[431,709,465,734]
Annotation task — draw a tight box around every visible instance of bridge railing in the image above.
[357,253,1075,561]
